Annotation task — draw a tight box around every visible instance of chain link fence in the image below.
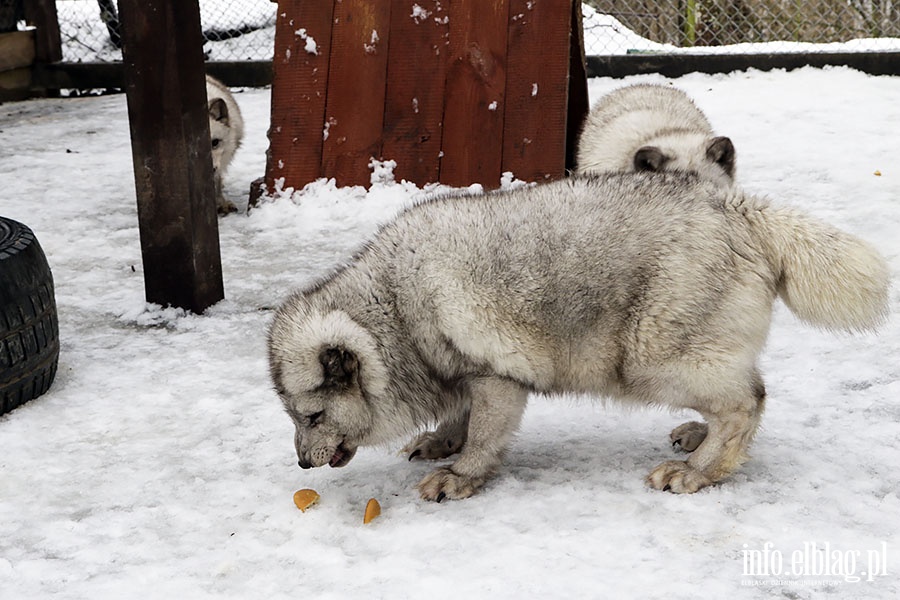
[37,1,900,63]
[55,0,275,62]
[583,1,900,54]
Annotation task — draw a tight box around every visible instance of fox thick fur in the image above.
[205,74,244,214]
[576,84,736,186]
[268,173,889,501]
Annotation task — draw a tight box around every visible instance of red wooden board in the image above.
[381,1,450,186]
[265,0,334,193]
[439,0,510,189]
[320,0,392,187]
[503,0,572,183]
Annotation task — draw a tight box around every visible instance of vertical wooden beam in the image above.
[264,0,334,194]
[566,0,589,171]
[440,0,510,188]
[118,0,224,313]
[22,0,62,63]
[381,0,449,185]
[502,0,573,183]
[320,0,392,187]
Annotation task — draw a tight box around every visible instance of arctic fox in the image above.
[206,74,244,214]
[575,84,735,186]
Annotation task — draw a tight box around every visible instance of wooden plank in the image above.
[32,61,273,91]
[320,0,392,187]
[381,0,449,186]
[22,0,62,63]
[566,0,589,171]
[0,30,35,72]
[502,0,572,183]
[264,0,334,193]
[440,0,510,189]
[0,67,32,102]
[118,0,224,313]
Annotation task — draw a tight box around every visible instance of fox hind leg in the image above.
[649,369,766,493]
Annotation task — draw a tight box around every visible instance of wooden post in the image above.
[566,0,589,171]
[22,0,62,63]
[118,0,224,313]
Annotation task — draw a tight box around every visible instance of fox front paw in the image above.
[417,467,483,502]
[217,198,238,215]
[647,460,712,493]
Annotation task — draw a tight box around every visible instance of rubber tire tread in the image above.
[1,217,59,415]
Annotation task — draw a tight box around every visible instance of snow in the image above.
[1,65,900,598]
[293,29,318,57]
[411,4,432,24]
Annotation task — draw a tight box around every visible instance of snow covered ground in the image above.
[1,66,899,598]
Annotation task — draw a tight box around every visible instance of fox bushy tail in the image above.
[753,205,890,332]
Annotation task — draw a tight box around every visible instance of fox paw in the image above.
[417,467,482,502]
[670,421,708,452]
[647,460,712,493]
[217,200,238,215]
[403,431,465,461]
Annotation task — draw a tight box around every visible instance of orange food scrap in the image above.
[363,498,381,524]
[293,489,320,512]
[874,170,882,176]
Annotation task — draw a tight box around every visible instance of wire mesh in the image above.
[582,1,900,55]
[48,1,900,63]
[54,0,276,62]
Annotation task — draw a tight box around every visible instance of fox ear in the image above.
[209,98,230,124]
[634,146,668,172]
[319,347,359,389]
[707,136,735,177]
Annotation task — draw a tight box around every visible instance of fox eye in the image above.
[211,138,221,149]
[307,411,324,428]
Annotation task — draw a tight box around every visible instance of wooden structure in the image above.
[118,0,224,313]
[261,0,588,193]
[0,0,60,101]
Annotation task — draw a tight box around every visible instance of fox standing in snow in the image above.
[267,172,889,502]
[205,74,244,215]
[576,84,736,186]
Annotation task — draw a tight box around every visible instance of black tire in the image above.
[1,217,59,415]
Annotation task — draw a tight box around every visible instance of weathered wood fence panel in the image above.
[381,1,449,186]
[438,0,509,188]
[503,0,576,183]
[266,1,334,192]
[320,0,392,187]
[262,0,586,194]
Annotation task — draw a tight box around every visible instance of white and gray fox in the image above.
[576,83,736,186]
[268,172,889,502]
[206,74,244,214]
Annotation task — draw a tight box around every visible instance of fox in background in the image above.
[576,83,736,186]
[205,74,244,215]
